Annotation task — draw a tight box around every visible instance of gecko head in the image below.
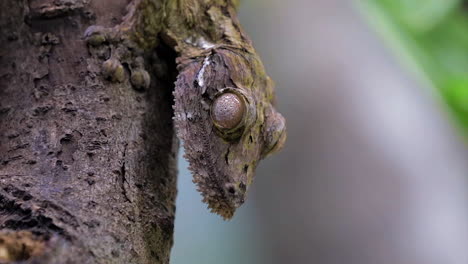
[207,86,286,219]
[174,48,286,220]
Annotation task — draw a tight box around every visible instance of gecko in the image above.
[84,0,286,219]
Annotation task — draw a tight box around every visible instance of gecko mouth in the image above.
[193,172,245,220]
[187,156,246,219]
[196,178,236,219]
[204,195,236,220]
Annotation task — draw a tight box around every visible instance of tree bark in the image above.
[0,1,178,263]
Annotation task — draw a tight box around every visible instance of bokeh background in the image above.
[171,1,468,263]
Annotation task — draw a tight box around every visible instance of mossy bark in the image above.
[0,1,177,263]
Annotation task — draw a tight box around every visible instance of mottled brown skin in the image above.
[85,0,286,219]
[174,48,286,219]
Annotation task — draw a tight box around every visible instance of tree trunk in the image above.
[0,1,178,263]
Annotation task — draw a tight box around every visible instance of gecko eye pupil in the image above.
[211,92,246,130]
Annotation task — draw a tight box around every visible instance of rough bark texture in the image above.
[0,1,178,263]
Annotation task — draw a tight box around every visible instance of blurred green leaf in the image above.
[379,0,459,32]
[359,0,468,135]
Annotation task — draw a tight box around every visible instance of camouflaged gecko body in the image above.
[174,47,286,219]
[85,0,286,219]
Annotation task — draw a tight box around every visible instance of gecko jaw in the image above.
[205,195,235,220]
[191,170,237,220]
[174,107,240,219]
[186,155,242,220]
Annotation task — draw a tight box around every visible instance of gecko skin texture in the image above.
[173,47,286,219]
[84,0,286,219]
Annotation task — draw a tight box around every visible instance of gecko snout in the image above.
[224,182,247,207]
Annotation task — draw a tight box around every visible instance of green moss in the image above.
[131,0,166,50]
[87,34,106,46]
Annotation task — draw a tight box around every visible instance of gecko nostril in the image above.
[228,187,236,194]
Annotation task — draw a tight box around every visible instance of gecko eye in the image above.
[211,92,246,131]
[262,110,287,158]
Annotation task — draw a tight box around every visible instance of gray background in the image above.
[171,1,468,263]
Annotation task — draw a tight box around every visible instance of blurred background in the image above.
[171,0,468,263]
